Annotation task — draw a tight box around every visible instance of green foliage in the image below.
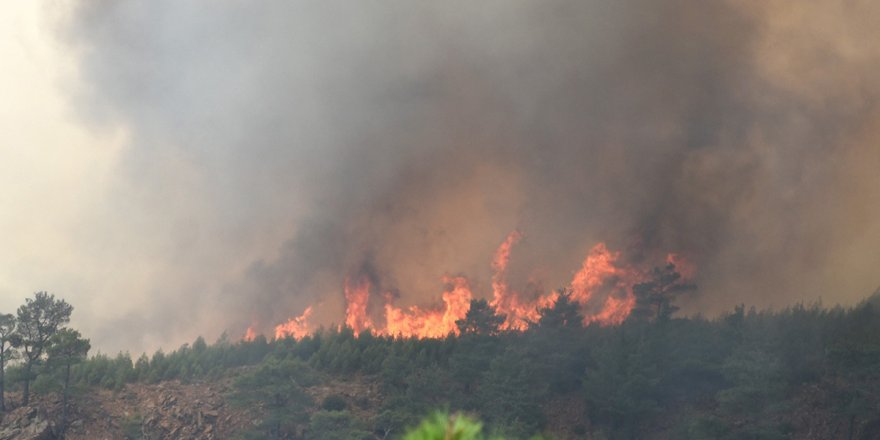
[403,412,491,440]
[536,291,582,330]
[48,329,90,368]
[230,357,316,438]
[31,372,59,394]
[322,393,349,411]
[456,299,506,336]
[15,272,880,439]
[0,313,18,411]
[307,410,372,440]
[122,412,144,439]
[478,349,544,437]
[630,264,694,322]
[321,394,348,411]
[16,291,73,404]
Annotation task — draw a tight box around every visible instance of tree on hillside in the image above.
[456,299,505,336]
[536,290,583,330]
[0,314,19,411]
[630,264,695,322]
[231,358,316,439]
[48,328,90,433]
[16,291,73,405]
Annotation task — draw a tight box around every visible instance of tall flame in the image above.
[382,276,472,338]
[570,242,640,326]
[243,326,257,342]
[570,243,622,304]
[344,276,373,336]
[490,230,533,329]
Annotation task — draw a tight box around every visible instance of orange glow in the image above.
[274,306,314,340]
[259,230,692,340]
[585,291,637,326]
[569,243,643,326]
[243,326,257,342]
[490,240,643,329]
[344,276,373,336]
[666,253,696,281]
[570,243,622,304]
[489,231,532,329]
[382,276,473,338]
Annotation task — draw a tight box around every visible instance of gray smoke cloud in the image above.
[54,0,880,352]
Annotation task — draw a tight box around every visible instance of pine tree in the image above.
[47,328,90,433]
[16,292,73,405]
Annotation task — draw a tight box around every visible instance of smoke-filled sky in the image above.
[2,1,879,353]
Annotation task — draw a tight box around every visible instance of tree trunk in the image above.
[22,362,31,406]
[0,349,5,412]
[61,361,71,435]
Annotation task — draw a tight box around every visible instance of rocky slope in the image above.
[0,372,384,440]
[0,379,250,440]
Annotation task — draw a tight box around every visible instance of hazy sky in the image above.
[0,3,128,346]
[2,1,879,354]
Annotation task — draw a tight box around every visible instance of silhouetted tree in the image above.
[537,290,583,329]
[631,264,694,322]
[456,299,505,336]
[16,291,73,405]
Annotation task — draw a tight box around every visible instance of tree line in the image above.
[9,268,880,438]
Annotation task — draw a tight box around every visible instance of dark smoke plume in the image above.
[55,0,880,351]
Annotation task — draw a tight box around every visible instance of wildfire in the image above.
[490,238,642,330]
[274,306,314,340]
[382,276,472,338]
[584,292,637,326]
[243,326,257,342]
[666,253,696,281]
[490,230,531,330]
[344,276,373,336]
[247,230,694,341]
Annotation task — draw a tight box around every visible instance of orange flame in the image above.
[259,230,692,340]
[490,231,533,329]
[584,291,637,326]
[570,243,623,304]
[382,276,473,338]
[569,242,642,326]
[274,306,314,340]
[344,277,373,336]
[488,239,642,329]
[243,326,257,342]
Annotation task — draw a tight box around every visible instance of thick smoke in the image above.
[55,0,880,351]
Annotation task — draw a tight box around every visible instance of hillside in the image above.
[2,365,880,439]
[3,293,880,439]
